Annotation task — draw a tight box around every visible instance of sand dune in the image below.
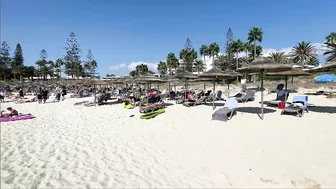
[1,92,336,188]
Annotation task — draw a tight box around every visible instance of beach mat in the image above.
[140,109,165,119]
[0,114,35,123]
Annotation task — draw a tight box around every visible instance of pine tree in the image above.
[64,32,81,78]
[12,43,24,80]
[225,28,234,59]
[0,41,11,80]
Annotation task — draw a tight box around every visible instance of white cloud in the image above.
[262,42,327,57]
[108,61,158,72]
[108,63,126,71]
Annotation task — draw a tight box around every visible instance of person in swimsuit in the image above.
[19,89,24,99]
[0,107,19,117]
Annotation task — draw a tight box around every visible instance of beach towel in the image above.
[0,114,35,122]
[123,103,134,109]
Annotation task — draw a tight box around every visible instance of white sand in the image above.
[1,92,336,188]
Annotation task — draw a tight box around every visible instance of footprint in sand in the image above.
[291,178,321,189]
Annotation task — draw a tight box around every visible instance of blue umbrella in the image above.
[314,74,336,83]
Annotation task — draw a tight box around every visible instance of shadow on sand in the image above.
[309,106,336,114]
[237,107,276,114]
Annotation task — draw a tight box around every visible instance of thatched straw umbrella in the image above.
[175,70,198,99]
[266,69,311,91]
[323,61,336,68]
[80,79,108,106]
[237,57,292,120]
[199,68,242,109]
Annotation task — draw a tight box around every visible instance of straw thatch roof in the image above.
[175,70,198,79]
[323,61,336,68]
[199,68,242,79]
[80,79,108,85]
[133,74,163,83]
[265,69,311,76]
[237,57,292,73]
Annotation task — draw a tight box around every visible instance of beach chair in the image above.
[212,98,238,121]
[269,84,284,93]
[236,90,255,103]
[266,90,289,107]
[281,95,310,117]
[139,101,164,113]
[183,96,208,107]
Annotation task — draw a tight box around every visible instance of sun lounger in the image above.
[183,96,208,107]
[236,90,255,103]
[266,90,289,107]
[212,98,238,121]
[281,95,310,117]
[139,101,164,113]
[281,103,305,117]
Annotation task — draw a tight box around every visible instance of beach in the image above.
[1,91,336,188]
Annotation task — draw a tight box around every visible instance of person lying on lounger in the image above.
[0,107,19,117]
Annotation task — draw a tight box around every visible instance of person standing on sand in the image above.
[19,88,24,99]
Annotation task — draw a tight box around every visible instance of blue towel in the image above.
[292,95,308,107]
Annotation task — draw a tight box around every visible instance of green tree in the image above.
[214,54,234,71]
[306,57,320,66]
[225,28,234,59]
[324,42,336,62]
[231,39,244,70]
[248,27,263,60]
[54,58,64,80]
[130,64,152,76]
[12,43,24,81]
[179,38,197,72]
[194,60,205,73]
[290,41,317,66]
[157,61,168,76]
[84,49,97,78]
[22,66,36,81]
[209,42,220,67]
[64,32,81,78]
[199,45,209,70]
[0,41,12,80]
[326,32,336,44]
[268,52,289,64]
[166,52,179,76]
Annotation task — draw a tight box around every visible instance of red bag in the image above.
[278,102,286,109]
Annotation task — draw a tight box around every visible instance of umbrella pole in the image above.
[185,80,187,100]
[291,76,294,93]
[285,76,288,91]
[94,84,96,107]
[168,82,171,100]
[260,70,264,120]
[204,82,206,92]
[227,83,230,98]
[213,79,215,110]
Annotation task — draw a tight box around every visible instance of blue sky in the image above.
[2,0,336,76]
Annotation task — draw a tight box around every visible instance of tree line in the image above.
[0,32,98,81]
[156,27,336,77]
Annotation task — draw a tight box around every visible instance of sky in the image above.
[1,0,336,76]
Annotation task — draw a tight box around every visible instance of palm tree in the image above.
[243,42,250,57]
[326,32,336,44]
[324,42,336,62]
[166,52,179,75]
[194,60,205,73]
[157,61,167,76]
[268,52,289,64]
[209,43,220,66]
[290,41,317,66]
[231,39,244,70]
[214,55,234,71]
[248,27,263,60]
[306,57,320,66]
[199,45,209,69]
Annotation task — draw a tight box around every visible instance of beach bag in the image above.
[278,101,285,109]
